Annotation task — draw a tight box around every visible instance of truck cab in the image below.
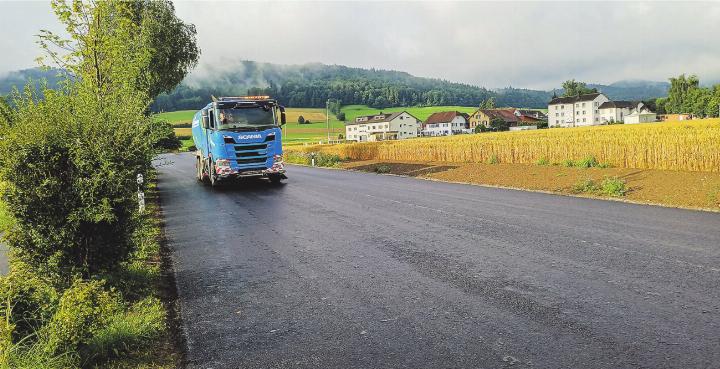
[192,96,287,186]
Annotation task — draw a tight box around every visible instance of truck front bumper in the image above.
[217,167,287,179]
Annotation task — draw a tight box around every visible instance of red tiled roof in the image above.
[479,109,519,123]
[424,111,468,125]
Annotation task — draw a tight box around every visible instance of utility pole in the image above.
[326,99,331,143]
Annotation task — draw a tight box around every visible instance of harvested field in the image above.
[343,160,720,211]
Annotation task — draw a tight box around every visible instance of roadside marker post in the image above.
[137,173,145,213]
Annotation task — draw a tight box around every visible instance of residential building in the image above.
[624,108,657,124]
[514,109,547,121]
[547,93,610,127]
[422,111,470,136]
[345,111,421,142]
[598,101,643,124]
[468,108,544,131]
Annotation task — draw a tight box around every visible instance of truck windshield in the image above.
[217,107,275,131]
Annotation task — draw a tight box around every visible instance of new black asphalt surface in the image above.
[157,153,720,369]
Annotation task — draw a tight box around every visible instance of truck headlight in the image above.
[273,155,283,164]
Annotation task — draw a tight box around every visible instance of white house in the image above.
[421,111,470,136]
[624,109,657,124]
[598,101,645,124]
[548,93,610,127]
[345,111,421,142]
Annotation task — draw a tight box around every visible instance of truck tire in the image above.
[209,162,219,187]
[268,175,283,184]
[195,156,203,182]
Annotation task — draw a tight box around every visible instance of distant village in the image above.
[344,92,675,142]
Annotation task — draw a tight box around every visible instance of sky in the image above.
[1,1,719,89]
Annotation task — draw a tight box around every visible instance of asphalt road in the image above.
[157,153,720,369]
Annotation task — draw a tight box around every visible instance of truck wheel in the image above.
[268,175,283,184]
[209,163,219,187]
[195,157,203,182]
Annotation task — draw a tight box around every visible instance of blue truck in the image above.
[191,96,287,186]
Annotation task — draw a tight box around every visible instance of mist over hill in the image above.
[0,62,670,112]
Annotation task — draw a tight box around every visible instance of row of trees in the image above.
[656,74,720,117]
[0,0,199,366]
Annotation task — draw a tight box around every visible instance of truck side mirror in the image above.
[201,110,209,129]
[279,106,286,126]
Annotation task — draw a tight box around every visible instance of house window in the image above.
[583,111,586,114]
[583,118,586,122]
[561,105,564,109]
[582,103,586,107]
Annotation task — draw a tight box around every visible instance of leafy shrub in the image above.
[575,155,599,168]
[0,262,59,341]
[572,177,628,197]
[562,159,575,167]
[572,178,599,194]
[601,177,627,197]
[488,154,499,164]
[82,296,164,365]
[536,157,549,166]
[0,87,153,280]
[374,164,391,174]
[314,153,341,167]
[42,279,123,356]
[146,119,181,151]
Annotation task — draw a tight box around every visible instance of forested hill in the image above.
[150,61,549,112]
[0,62,669,112]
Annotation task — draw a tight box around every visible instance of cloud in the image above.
[1,1,718,89]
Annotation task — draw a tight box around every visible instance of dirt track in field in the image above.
[343,160,720,211]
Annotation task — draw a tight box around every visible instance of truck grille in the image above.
[233,142,269,167]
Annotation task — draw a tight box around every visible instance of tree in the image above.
[131,0,200,100]
[297,115,305,124]
[561,79,598,97]
[0,95,14,126]
[37,0,200,102]
[480,97,495,109]
[665,74,700,114]
[336,112,346,121]
[489,117,510,131]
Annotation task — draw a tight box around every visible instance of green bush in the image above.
[562,159,575,167]
[572,177,628,197]
[0,263,59,342]
[146,119,181,151]
[536,157,549,166]
[0,87,153,280]
[42,279,123,356]
[574,155,599,168]
[488,154,499,164]
[601,177,627,197]
[374,164,391,174]
[314,153,341,167]
[572,178,600,194]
